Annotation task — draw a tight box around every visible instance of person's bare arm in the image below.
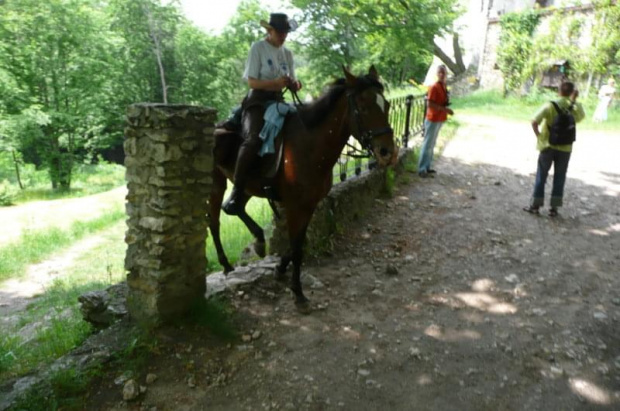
[248,77,290,92]
[428,100,454,115]
[531,121,540,137]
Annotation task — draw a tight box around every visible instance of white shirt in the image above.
[242,39,295,82]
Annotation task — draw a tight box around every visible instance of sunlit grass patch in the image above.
[0,206,125,281]
[452,89,620,131]
[9,163,126,204]
[206,195,273,272]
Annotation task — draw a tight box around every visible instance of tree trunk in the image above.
[11,149,24,190]
[433,37,466,76]
[585,70,594,98]
[452,34,466,73]
[144,5,168,104]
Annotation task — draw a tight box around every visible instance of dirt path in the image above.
[0,186,126,247]
[89,116,619,410]
[0,233,106,321]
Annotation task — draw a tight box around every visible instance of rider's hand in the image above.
[290,80,302,92]
[275,76,290,90]
[446,108,454,116]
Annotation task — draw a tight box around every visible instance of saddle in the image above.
[214,117,288,201]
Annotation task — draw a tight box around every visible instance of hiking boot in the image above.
[222,185,245,215]
[418,171,434,178]
[222,143,256,215]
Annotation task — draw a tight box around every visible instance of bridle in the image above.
[286,81,394,159]
[346,89,394,156]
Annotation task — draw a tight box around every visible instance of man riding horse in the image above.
[211,14,397,312]
[222,13,302,216]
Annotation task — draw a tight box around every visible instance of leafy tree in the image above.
[291,0,460,92]
[526,11,586,88]
[175,0,268,118]
[496,10,540,94]
[0,0,117,189]
[586,0,620,93]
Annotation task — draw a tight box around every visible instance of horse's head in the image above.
[343,65,398,167]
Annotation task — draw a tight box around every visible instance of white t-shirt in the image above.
[242,39,295,81]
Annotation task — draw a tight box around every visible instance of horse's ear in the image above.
[368,65,379,80]
[343,64,357,86]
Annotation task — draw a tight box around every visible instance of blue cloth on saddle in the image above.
[259,101,297,157]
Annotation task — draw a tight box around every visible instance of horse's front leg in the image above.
[237,203,266,258]
[276,250,292,282]
[285,208,311,313]
[209,169,234,274]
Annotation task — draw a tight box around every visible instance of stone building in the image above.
[476,0,595,90]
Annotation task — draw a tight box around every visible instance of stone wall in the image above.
[478,21,504,90]
[124,104,216,327]
[269,149,414,256]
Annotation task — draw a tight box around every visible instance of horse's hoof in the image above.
[295,299,312,315]
[253,241,266,258]
[223,265,235,275]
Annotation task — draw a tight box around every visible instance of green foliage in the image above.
[497,2,620,93]
[0,308,92,383]
[497,10,541,93]
[291,0,461,94]
[0,179,17,205]
[589,0,620,77]
[0,336,18,374]
[383,167,396,197]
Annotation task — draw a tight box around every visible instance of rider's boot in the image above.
[222,143,256,216]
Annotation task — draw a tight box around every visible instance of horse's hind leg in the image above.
[209,168,235,273]
[237,199,266,258]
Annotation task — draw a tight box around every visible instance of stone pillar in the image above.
[124,104,216,327]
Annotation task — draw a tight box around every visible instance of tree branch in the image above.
[433,40,462,75]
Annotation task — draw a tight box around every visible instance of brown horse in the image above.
[209,65,397,312]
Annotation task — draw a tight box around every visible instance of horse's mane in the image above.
[298,74,384,129]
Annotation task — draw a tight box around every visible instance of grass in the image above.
[451,89,620,131]
[11,367,99,411]
[0,161,125,205]
[0,222,126,384]
[0,205,125,282]
[206,195,273,272]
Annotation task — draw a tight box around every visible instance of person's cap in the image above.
[260,13,298,33]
